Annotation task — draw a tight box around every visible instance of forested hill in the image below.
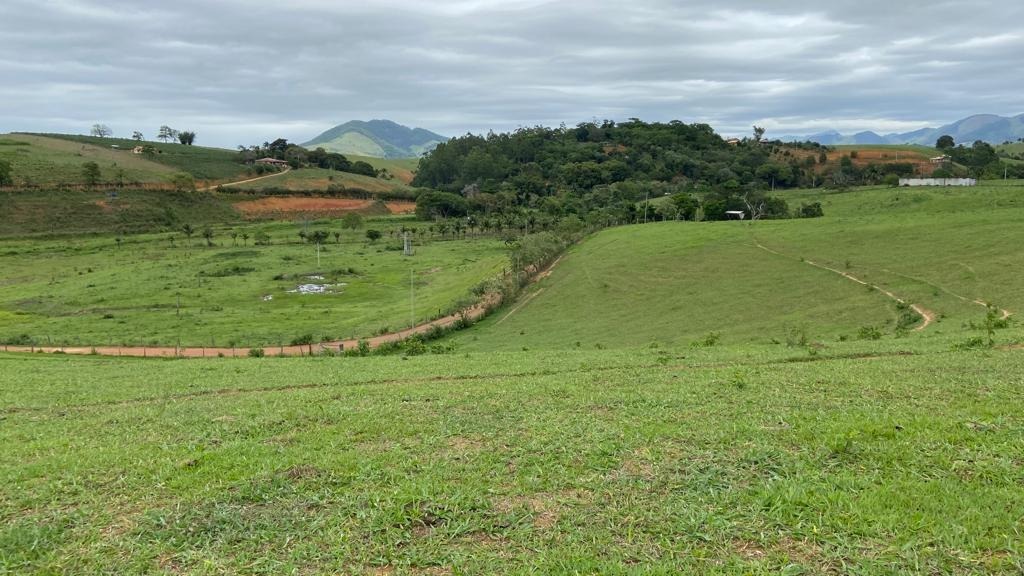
[413,120,746,194]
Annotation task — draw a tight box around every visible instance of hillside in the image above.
[302,120,446,159]
[454,182,1024,351]
[0,134,178,186]
[25,133,250,182]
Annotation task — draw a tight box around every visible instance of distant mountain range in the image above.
[773,113,1024,146]
[302,120,446,159]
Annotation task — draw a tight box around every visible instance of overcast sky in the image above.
[1,0,1021,147]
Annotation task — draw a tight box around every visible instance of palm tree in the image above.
[230,230,238,246]
[202,227,215,247]
[241,232,250,246]
[181,224,194,248]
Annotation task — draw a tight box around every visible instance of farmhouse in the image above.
[255,157,289,166]
[929,155,951,164]
[725,138,741,146]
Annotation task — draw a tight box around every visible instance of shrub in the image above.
[248,347,265,358]
[691,332,720,348]
[291,334,315,346]
[857,326,882,340]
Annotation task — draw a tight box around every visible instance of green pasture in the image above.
[2,342,1023,574]
[0,134,177,186]
[456,182,1023,351]
[0,218,506,347]
[228,167,411,194]
[32,133,250,181]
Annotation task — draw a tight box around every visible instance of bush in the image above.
[248,347,265,358]
[798,202,824,218]
[691,332,720,348]
[857,326,882,340]
[291,334,315,346]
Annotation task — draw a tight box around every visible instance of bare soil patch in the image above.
[234,197,373,217]
[385,201,416,214]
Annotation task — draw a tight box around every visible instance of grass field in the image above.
[0,219,506,347]
[32,133,250,182]
[3,340,1024,574]
[3,180,1024,573]
[0,188,240,237]
[228,167,412,194]
[454,182,1023,352]
[0,134,178,186]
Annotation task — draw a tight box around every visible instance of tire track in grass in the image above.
[753,238,935,331]
[876,267,1012,320]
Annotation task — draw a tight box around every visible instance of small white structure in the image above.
[725,210,746,220]
[899,178,976,187]
[929,155,951,164]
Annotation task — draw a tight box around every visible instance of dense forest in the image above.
[411,120,1023,224]
[412,120,829,222]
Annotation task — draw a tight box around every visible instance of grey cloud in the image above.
[0,0,1020,146]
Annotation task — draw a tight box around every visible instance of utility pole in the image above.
[410,268,415,327]
[643,188,650,224]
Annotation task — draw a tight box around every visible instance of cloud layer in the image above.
[1,0,1021,146]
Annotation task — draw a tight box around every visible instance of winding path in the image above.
[199,166,291,192]
[753,239,935,331]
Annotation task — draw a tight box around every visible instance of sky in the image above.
[1,0,1021,148]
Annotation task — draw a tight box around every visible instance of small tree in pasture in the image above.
[202,227,214,247]
[181,224,195,248]
[365,229,382,243]
[132,131,144,141]
[0,159,12,186]
[91,124,112,138]
[342,212,364,231]
[178,131,196,145]
[241,232,250,246]
[81,162,101,186]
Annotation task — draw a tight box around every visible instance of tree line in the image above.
[237,138,379,177]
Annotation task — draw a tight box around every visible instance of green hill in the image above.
[302,120,445,159]
[455,182,1024,351]
[30,133,250,181]
[0,134,178,186]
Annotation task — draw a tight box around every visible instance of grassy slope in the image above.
[0,134,177,186]
[0,220,505,346]
[0,189,239,237]
[348,155,419,184]
[2,342,1023,574]
[27,133,249,181]
[455,182,1024,351]
[230,167,411,193]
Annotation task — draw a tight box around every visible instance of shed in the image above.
[725,210,746,220]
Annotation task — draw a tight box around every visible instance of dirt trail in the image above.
[199,166,291,191]
[878,267,1012,320]
[2,253,567,359]
[754,240,935,331]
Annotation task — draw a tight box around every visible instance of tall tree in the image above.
[91,124,112,138]
[132,131,144,141]
[936,135,955,150]
[178,131,196,145]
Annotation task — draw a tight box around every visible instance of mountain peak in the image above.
[302,120,446,159]
[781,113,1024,146]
